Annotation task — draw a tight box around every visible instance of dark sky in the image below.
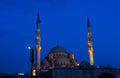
[0,0,120,74]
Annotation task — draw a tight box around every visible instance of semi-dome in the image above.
[49,45,67,54]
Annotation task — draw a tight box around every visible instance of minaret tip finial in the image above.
[87,16,90,28]
[37,12,40,23]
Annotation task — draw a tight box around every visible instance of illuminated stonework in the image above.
[87,17,94,66]
[31,15,120,78]
[41,45,80,71]
[34,14,94,71]
[36,14,41,70]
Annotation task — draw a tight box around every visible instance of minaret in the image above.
[87,17,94,66]
[36,13,41,70]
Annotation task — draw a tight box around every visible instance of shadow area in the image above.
[98,73,115,78]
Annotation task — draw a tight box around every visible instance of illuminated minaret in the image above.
[36,13,41,70]
[87,17,94,66]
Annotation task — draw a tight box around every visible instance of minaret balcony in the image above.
[88,41,93,46]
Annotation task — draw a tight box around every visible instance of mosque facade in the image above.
[33,14,120,78]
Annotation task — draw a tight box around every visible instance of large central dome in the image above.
[49,45,67,54]
[41,45,79,70]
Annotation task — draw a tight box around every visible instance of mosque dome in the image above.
[49,45,67,54]
[41,45,79,69]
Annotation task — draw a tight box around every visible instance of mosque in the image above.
[32,14,120,78]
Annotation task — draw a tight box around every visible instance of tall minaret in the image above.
[36,13,41,70]
[87,17,94,66]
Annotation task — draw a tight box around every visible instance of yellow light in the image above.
[88,41,92,46]
[36,45,41,51]
[88,49,94,53]
[32,69,36,76]
[77,63,80,66]
[89,51,94,66]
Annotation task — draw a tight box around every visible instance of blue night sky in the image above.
[0,0,120,74]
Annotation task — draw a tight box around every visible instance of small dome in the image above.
[42,59,50,67]
[49,45,67,54]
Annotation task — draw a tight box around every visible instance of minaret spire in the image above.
[37,13,40,24]
[36,13,41,70]
[87,17,94,66]
[87,17,90,32]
